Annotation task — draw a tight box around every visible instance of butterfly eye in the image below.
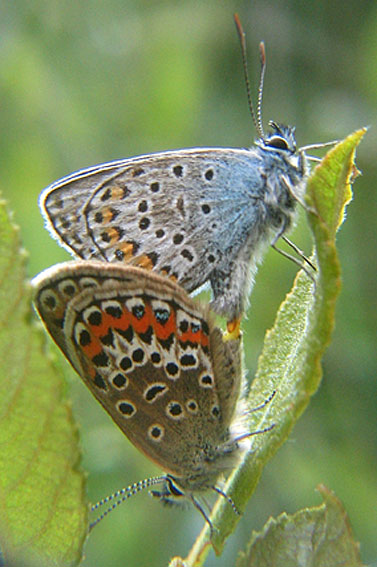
[268,136,290,150]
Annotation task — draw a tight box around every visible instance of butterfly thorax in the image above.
[207,125,308,320]
[238,124,307,260]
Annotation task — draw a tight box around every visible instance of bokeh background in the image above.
[1,1,376,566]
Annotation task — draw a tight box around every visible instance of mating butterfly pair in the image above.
[32,16,324,530]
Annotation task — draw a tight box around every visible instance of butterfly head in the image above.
[263,121,297,153]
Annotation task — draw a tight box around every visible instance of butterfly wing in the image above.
[40,148,269,314]
[32,262,243,477]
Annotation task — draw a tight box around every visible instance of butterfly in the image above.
[38,16,325,335]
[32,261,274,529]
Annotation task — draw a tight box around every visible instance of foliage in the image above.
[236,486,363,567]
[0,201,87,565]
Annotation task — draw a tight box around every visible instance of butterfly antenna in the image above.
[89,475,167,530]
[234,14,264,139]
[257,41,266,139]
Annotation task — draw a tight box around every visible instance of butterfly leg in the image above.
[271,241,316,285]
[282,174,317,216]
[282,236,316,271]
[190,494,216,537]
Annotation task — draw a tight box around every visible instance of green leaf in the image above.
[236,485,364,567]
[185,129,366,565]
[0,200,87,566]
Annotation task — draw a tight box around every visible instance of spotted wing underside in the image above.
[33,262,242,476]
[40,149,262,293]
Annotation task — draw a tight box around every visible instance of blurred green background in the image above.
[1,1,376,566]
